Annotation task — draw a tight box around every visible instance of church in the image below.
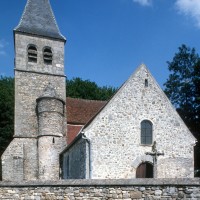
[1,0,196,181]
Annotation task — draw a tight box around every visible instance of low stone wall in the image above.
[0,179,200,199]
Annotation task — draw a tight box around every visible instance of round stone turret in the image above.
[37,83,65,137]
[36,83,65,180]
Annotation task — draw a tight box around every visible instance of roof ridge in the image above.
[14,0,30,31]
[47,0,66,40]
[66,97,107,103]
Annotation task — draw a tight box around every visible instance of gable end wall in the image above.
[84,65,195,179]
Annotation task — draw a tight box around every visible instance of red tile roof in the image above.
[67,124,83,145]
[66,97,107,144]
[66,97,107,125]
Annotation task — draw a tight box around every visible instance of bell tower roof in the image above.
[14,0,66,42]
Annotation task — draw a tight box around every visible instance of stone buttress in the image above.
[1,0,66,181]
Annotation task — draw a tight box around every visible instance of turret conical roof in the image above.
[15,0,66,41]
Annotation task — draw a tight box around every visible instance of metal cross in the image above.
[145,141,164,178]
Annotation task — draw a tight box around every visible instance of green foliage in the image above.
[0,77,14,156]
[164,44,200,138]
[66,77,117,101]
[164,45,198,106]
[193,60,200,119]
[164,44,200,175]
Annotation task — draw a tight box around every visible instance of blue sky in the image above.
[0,0,200,88]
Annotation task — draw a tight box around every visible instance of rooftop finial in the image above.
[41,82,58,98]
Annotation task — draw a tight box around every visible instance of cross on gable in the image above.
[146,141,164,161]
[145,141,164,178]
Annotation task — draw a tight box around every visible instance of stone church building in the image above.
[1,0,196,181]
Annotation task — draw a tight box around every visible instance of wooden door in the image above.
[136,162,153,178]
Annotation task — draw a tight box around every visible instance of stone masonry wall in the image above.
[62,137,89,179]
[14,70,66,138]
[0,179,199,199]
[1,32,66,181]
[38,136,64,180]
[37,98,65,137]
[14,33,66,138]
[37,93,66,180]
[1,138,38,181]
[15,34,65,76]
[84,64,196,179]
[2,71,66,181]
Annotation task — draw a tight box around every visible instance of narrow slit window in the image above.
[145,79,148,87]
[43,47,53,65]
[28,45,37,63]
[53,137,55,144]
[67,156,69,178]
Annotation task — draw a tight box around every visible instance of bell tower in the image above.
[1,0,66,181]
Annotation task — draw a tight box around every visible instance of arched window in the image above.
[28,45,37,63]
[43,47,53,65]
[141,120,152,145]
[136,162,153,178]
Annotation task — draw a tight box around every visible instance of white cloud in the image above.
[132,0,152,6]
[175,0,200,28]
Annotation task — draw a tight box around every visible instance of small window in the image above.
[28,45,37,63]
[145,79,148,87]
[43,47,53,65]
[141,120,152,145]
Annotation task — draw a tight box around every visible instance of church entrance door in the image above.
[136,162,153,178]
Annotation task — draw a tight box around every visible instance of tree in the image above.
[0,77,14,180]
[164,44,200,176]
[164,44,200,137]
[0,77,14,155]
[193,60,200,177]
[66,77,117,100]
